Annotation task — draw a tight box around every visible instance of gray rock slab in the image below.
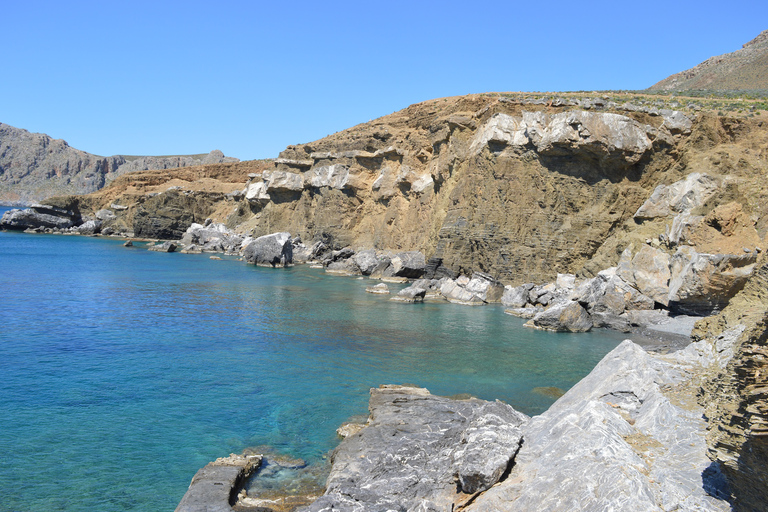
[175,453,262,512]
[299,386,527,512]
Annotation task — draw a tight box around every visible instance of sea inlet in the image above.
[0,218,627,511]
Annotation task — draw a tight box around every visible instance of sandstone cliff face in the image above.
[0,122,238,205]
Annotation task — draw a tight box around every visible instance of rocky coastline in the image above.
[3,92,768,510]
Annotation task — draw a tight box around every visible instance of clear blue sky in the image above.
[2,1,766,160]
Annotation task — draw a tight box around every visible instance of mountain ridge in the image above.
[649,29,768,92]
[0,122,239,206]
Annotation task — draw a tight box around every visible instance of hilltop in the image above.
[649,29,768,92]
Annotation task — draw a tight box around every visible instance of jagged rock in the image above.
[293,240,328,262]
[668,246,757,315]
[300,386,527,512]
[463,272,505,302]
[76,219,102,235]
[244,181,270,204]
[264,170,304,192]
[471,111,653,166]
[634,173,719,220]
[242,232,293,267]
[0,205,78,230]
[148,241,177,253]
[628,245,672,305]
[440,278,485,305]
[326,258,361,276]
[309,164,349,189]
[464,340,732,512]
[95,209,115,221]
[365,283,390,294]
[351,249,386,275]
[383,251,426,279]
[526,301,593,332]
[660,110,693,134]
[391,286,426,303]
[179,222,244,254]
[501,283,534,308]
[175,453,262,512]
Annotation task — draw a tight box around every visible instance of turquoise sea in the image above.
[0,207,628,511]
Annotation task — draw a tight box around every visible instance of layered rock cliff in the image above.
[46,95,766,287]
[0,122,239,205]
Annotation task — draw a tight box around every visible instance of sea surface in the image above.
[0,208,628,511]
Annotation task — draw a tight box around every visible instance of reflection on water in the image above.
[0,229,627,511]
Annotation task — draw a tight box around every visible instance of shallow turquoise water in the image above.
[0,218,627,511]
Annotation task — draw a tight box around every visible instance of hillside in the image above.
[0,122,239,205]
[649,29,768,91]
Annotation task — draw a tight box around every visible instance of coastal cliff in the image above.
[30,93,767,287]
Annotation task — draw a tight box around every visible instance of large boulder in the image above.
[352,249,390,276]
[627,245,672,305]
[464,272,505,302]
[501,283,535,308]
[526,301,593,332]
[668,246,757,315]
[383,251,426,279]
[242,232,293,267]
[301,386,527,512]
[0,204,78,230]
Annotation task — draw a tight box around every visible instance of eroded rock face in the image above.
[634,172,719,220]
[0,204,78,230]
[463,339,732,512]
[300,386,527,512]
[668,247,757,315]
[470,111,654,166]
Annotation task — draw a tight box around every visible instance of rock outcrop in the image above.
[293,329,738,512]
[175,453,262,512]
[301,386,527,512]
[242,232,293,267]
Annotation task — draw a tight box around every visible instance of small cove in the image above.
[0,216,629,511]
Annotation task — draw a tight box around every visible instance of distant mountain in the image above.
[0,122,239,205]
[649,30,768,92]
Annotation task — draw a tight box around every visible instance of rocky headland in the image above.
[4,90,768,511]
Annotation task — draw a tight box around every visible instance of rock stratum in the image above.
[0,122,239,205]
[649,29,768,91]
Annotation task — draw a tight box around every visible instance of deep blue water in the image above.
[0,210,627,511]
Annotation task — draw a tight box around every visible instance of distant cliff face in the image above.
[649,29,768,91]
[0,122,238,205]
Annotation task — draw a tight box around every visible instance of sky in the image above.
[2,1,766,161]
